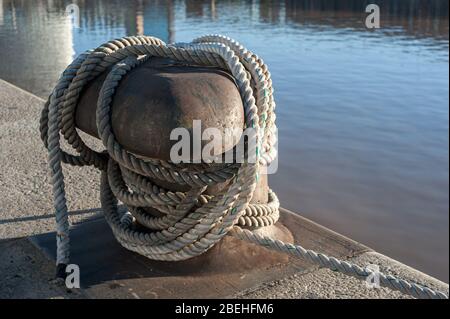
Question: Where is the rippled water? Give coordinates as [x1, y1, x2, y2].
[0, 0, 448, 282]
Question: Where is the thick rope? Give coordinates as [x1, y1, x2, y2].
[40, 34, 448, 299]
[231, 227, 448, 299]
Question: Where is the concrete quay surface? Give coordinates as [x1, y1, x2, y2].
[0, 79, 448, 299]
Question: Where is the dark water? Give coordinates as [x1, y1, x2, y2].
[0, 0, 448, 282]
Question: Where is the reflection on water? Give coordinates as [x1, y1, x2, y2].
[0, 0, 448, 282]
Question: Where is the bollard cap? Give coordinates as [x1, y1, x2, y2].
[76, 57, 245, 161]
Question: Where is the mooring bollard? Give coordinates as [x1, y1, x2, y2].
[39, 35, 448, 299]
[74, 54, 291, 248]
[40, 35, 291, 278]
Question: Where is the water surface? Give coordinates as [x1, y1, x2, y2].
[0, 0, 448, 282]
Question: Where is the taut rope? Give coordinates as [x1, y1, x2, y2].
[40, 34, 448, 299]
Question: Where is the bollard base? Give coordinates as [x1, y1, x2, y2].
[28, 209, 369, 299]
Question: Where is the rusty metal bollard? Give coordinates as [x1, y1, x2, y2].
[73, 57, 292, 269]
[40, 35, 291, 279]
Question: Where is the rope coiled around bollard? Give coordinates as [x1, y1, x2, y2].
[40, 34, 448, 299]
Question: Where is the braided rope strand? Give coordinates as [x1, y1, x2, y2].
[231, 227, 448, 299]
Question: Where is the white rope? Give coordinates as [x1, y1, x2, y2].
[40, 34, 448, 299]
